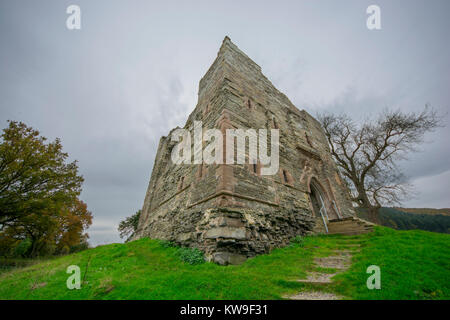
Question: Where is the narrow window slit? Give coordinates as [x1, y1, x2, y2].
[273, 118, 279, 129]
[178, 176, 185, 191]
[283, 169, 288, 183]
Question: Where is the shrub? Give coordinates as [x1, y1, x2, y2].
[69, 241, 90, 253]
[177, 247, 205, 265]
[0, 235, 17, 257]
[59, 245, 70, 255]
[290, 236, 304, 247]
[159, 240, 176, 248]
[13, 239, 32, 257]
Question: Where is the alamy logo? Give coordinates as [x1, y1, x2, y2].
[66, 265, 81, 289]
[366, 265, 381, 289]
[170, 121, 279, 175]
[66, 5, 81, 30]
[366, 5, 381, 30]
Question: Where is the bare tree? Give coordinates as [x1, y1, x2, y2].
[318, 106, 441, 223]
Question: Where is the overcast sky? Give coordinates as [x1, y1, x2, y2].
[1, 0, 449, 245]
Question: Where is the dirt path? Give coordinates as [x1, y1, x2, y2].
[285, 243, 360, 300]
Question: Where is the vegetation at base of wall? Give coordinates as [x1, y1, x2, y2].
[0, 226, 448, 300]
[157, 240, 205, 264]
[357, 207, 450, 234]
[176, 247, 205, 265]
[159, 240, 176, 248]
[289, 236, 304, 247]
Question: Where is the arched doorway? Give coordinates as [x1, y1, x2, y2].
[309, 178, 339, 232]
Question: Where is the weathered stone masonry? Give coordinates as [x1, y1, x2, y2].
[133, 37, 356, 264]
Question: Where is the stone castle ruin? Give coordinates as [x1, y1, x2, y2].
[133, 37, 371, 264]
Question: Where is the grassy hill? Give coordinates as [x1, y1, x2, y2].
[0, 226, 449, 300]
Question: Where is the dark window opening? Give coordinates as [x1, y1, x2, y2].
[203, 104, 211, 116]
[178, 176, 184, 190]
[273, 118, 279, 129]
[305, 133, 313, 148]
[282, 169, 288, 183]
[253, 163, 257, 174]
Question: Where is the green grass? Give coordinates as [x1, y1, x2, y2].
[0, 257, 55, 275]
[331, 227, 450, 299]
[0, 226, 448, 300]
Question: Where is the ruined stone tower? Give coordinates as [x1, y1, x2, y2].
[134, 37, 356, 264]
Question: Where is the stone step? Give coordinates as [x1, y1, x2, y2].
[287, 248, 353, 300]
[331, 231, 369, 236]
[296, 272, 337, 285]
[329, 217, 354, 222]
[333, 250, 358, 255]
[314, 256, 351, 269]
[328, 224, 372, 229]
[329, 229, 369, 233]
[328, 229, 372, 234]
[328, 222, 372, 227]
[329, 226, 372, 231]
[326, 216, 374, 235]
[329, 224, 371, 229]
[328, 221, 373, 227]
[339, 244, 361, 247]
[328, 228, 372, 234]
[286, 291, 342, 300]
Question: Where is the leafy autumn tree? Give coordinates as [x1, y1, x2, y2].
[0, 121, 91, 257]
[0, 200, 92, 257]
[56, 199, 92, 254]
[318, 107, 441, 223]
[118, 210, 141, 242]
[0, 121, 83, 229]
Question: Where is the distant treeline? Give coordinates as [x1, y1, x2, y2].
[357, 207, 450, 234]
[393, 207, 450, 216]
